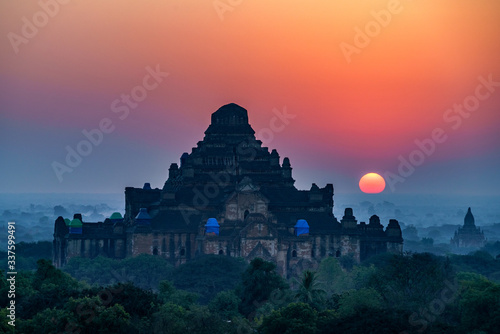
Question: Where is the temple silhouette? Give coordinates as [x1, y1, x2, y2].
[451, 207, 486, 249]
[53, 103, 403, 277]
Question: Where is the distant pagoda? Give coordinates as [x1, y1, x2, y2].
[451, 207, 486, 248]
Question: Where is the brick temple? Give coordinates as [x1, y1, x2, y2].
[53, 103, 403, 277]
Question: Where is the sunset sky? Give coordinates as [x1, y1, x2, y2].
[1, 0, 499, 195]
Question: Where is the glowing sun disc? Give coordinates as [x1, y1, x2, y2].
[359, 173, 386, 193]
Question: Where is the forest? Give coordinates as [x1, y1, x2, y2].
[1, 242, 500, 333]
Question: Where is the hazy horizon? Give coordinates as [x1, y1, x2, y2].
[1, 192, 499, 227]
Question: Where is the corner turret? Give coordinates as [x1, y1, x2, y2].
[385, 219, 402, 238]
[341, 208, 357, 229]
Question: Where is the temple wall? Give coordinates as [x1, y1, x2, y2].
[204, 237, 231, 255]
[127, 232, 196, 265]
[387, 242, 403, 254]
[340, 235, 360, 261]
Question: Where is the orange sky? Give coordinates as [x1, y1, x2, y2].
[1, 0, 499, 194]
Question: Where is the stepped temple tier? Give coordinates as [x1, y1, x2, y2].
[53, 103, 403, 277]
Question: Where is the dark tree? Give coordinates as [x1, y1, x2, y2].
[21, 259, 82, 318]
[368, 253, 454, 312]
[209, 290, 241, 320]
[172, 255, 246, 304]
[294, 270, 326, 309]
[237, 258, 289, 316]
[106, 282, 159, 318]
[259, 302, 318, 334]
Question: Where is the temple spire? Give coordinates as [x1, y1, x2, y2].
[464, 207, 475, 228]
[204, 103, 255, 136]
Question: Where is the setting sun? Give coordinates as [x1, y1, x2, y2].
[359, 173, 386, 193]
